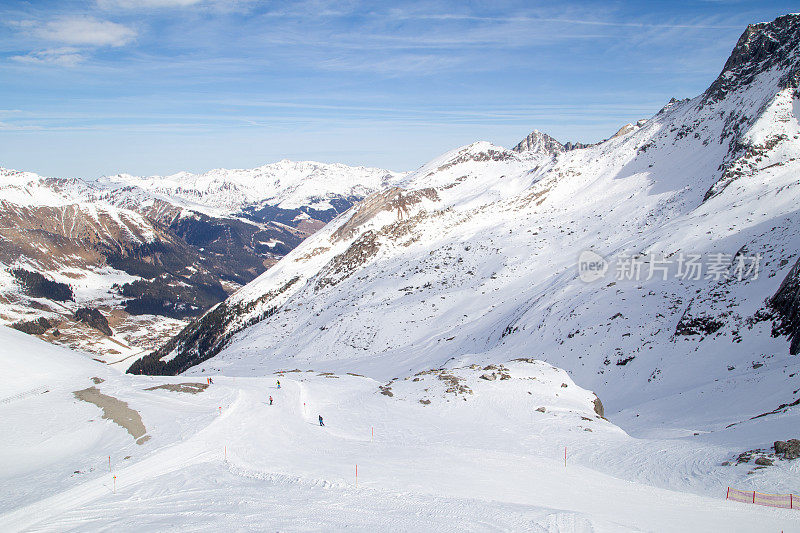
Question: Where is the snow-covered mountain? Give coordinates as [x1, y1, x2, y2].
[0, 161, 404, 361]
[130, 12, 800, 462]
[99, 160, 403, 215]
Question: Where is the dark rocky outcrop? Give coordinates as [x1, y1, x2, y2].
[74, 307, 112, 336]
[675, 315, 724, 337]
[774, 439, 800, 460]
[770, 256, 800, 354]
[703, 14, 800, 105]
[11, 317, 52, 335]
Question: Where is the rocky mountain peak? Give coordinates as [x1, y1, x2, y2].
[512, 129, 588, 155]
[703, 13, 800, 104]
[512, 130, 564, 155]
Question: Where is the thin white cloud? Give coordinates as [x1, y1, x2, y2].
[34, 16, 136, 47]
[97, 0, 203, 8]
[318, 53, 469, 75]
[398, 13, 742, 30]
[10, 47, 85, 67]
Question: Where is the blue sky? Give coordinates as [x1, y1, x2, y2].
[0, 1, 796, 178]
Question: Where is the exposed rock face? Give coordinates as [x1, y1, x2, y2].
[774, 439, 800, 459]
[609, 120, 647, 139]
[513, 130, 567, 155]
[331, 187, 438, 242]
[593, 396, 605, 418]
[74, 307, 113, 336]
[675, 315, 725, 337]
[512, 130, 590, 156]
[770, 257, 800, 354]
[703, 13, 800, 105]
[562, 141, 590, 151]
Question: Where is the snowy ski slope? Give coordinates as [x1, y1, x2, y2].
[2, 328, 798, 531]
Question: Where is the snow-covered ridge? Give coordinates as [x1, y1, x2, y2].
[98, 159, 407, 214]
[1, 158, 406, 216]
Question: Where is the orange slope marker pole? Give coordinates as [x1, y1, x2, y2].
[113, 475, 116, 494]
[108, 455, 111, 472]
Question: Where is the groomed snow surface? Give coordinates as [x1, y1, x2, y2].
[1, 329, 798, 532]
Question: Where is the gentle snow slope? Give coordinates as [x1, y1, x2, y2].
[3, 328, 798, 531]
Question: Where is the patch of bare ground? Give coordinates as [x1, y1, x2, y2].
[73, 386, 150, 444]
[144, 382, 208, 394]
[437, 370, 473, 395]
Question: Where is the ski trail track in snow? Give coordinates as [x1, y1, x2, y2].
[4, 374, 799, 532]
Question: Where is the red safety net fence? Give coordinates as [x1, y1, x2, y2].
[727, 487, 797, 509]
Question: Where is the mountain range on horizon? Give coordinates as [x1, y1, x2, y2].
[0, 160, 405, 361]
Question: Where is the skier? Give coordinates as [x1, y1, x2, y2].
[208, 377, 213, 385]
[277, 380, 281, 389]
[269, 396, 273, 405]
[318, 415, 324, 426]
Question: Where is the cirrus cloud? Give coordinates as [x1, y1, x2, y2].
[34, 16, 136, 47]
[97, 0, 203, 8]
[10, 47, 86, 67]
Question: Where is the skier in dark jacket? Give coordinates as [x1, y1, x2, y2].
[277, 380, 281, 389]
[318, 415, 324, 426]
